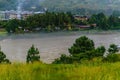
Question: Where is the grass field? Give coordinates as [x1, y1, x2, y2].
[0, 62, 120, 80]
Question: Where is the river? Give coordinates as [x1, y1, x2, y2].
[0, 31, 120, 63]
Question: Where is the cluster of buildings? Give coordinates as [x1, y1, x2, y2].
[0, 10, 44, 20]
[74, 15, 89, 21]
[74, 15, 96, 29]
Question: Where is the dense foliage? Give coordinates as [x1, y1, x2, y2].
[41, 0, 120, 15]
[69, 36, 95, 55]
[53, 36, 106, 64]
[0, 48, 10, 63]
[3, 12, 120, 33]
[4, 12, 74, 33]
[108, 44, 119, 54]
[26, 45, 40, 63]
[88, 13, 120, 30]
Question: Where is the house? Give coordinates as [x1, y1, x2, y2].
[74, 15, 88, 21]
[0, 10, 45, 20]
[75, 25, 90, 29]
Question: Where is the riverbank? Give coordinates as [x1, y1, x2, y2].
[0, 62, 120, 80]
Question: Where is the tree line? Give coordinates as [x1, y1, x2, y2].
[2, 12, 74, 33]
[53, 36, 120, 64]
[0, 12, 120, 33]
[88, 13, 120, 30]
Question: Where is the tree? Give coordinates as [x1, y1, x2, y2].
[95, 46, 106, 56]
[108, 15, 119, 28]
[69, 36, 95, 55]
[53, 54, 73, 64]
[108, 44, 119, 54]
[0, 47, 10, 63]
[26, 45, 40, 63]
[103, 54, 120, 62]
[96, 13, 109, 30]
[5, 19, 19, 33]
[88, 14, 97, 24]
[53, 36, 106, 64]
[68, 36, 95, 62]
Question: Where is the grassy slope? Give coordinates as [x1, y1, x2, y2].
[0, 62, 120, 80]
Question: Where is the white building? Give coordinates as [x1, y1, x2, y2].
[0, 10, 44, 20]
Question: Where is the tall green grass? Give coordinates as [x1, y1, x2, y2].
[0, 62, 120, 80]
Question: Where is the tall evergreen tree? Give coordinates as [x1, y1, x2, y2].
[69, 36, 95, 55]
[26, 45, 40, 63]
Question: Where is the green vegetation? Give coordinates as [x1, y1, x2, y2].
[88, 13, 120, 30]
[26, 45, 40, 63]
[0, 0, 16, 10]
[41, 0, 120, 15]
[0, 62, 120, 80]
[53, 36, 106, 63]
[108, 44, 119, 54]
[0, 47, 10, 63]
[0, 36, 119, 79]
[69, 36, 95, 54]
[3, 12, 74, 33]
[2, 12, 120, 33]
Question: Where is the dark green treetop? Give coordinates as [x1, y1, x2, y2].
[26, 45, 40, 63]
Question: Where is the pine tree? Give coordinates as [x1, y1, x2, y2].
[26, 45, 40, 63]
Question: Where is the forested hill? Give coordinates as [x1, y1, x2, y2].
[0, 0, 16, 10]
[41, 0, 120, 10]
[0, 0, 43, 11]
[1, 0, 120, 15]
[40, 0, 120, 15]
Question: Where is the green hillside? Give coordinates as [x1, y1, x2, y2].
[41, 0, 120, 11]
[0, 0, 16, 10]
[40, 0, 120, 15]
[1, 0, 120, 14]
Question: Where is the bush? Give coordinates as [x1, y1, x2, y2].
[108, 44, 119, 54]
[95, 46, 106, 57]
[53, 54, 73, 64]
[103, 54, 120, 62]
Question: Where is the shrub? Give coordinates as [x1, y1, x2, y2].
[103, 54, 120, 62]
[95, 46, 106, 57]
[108, 44, 119, 54]
[53, 54, 73, 64]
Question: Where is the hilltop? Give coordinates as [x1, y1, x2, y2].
[1, 0, 120, 15]
[40, 0, 120, 15]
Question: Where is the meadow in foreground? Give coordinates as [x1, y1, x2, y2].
[0, 61, 120, 80]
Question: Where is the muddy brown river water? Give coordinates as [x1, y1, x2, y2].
[0, 31, 120, 63]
